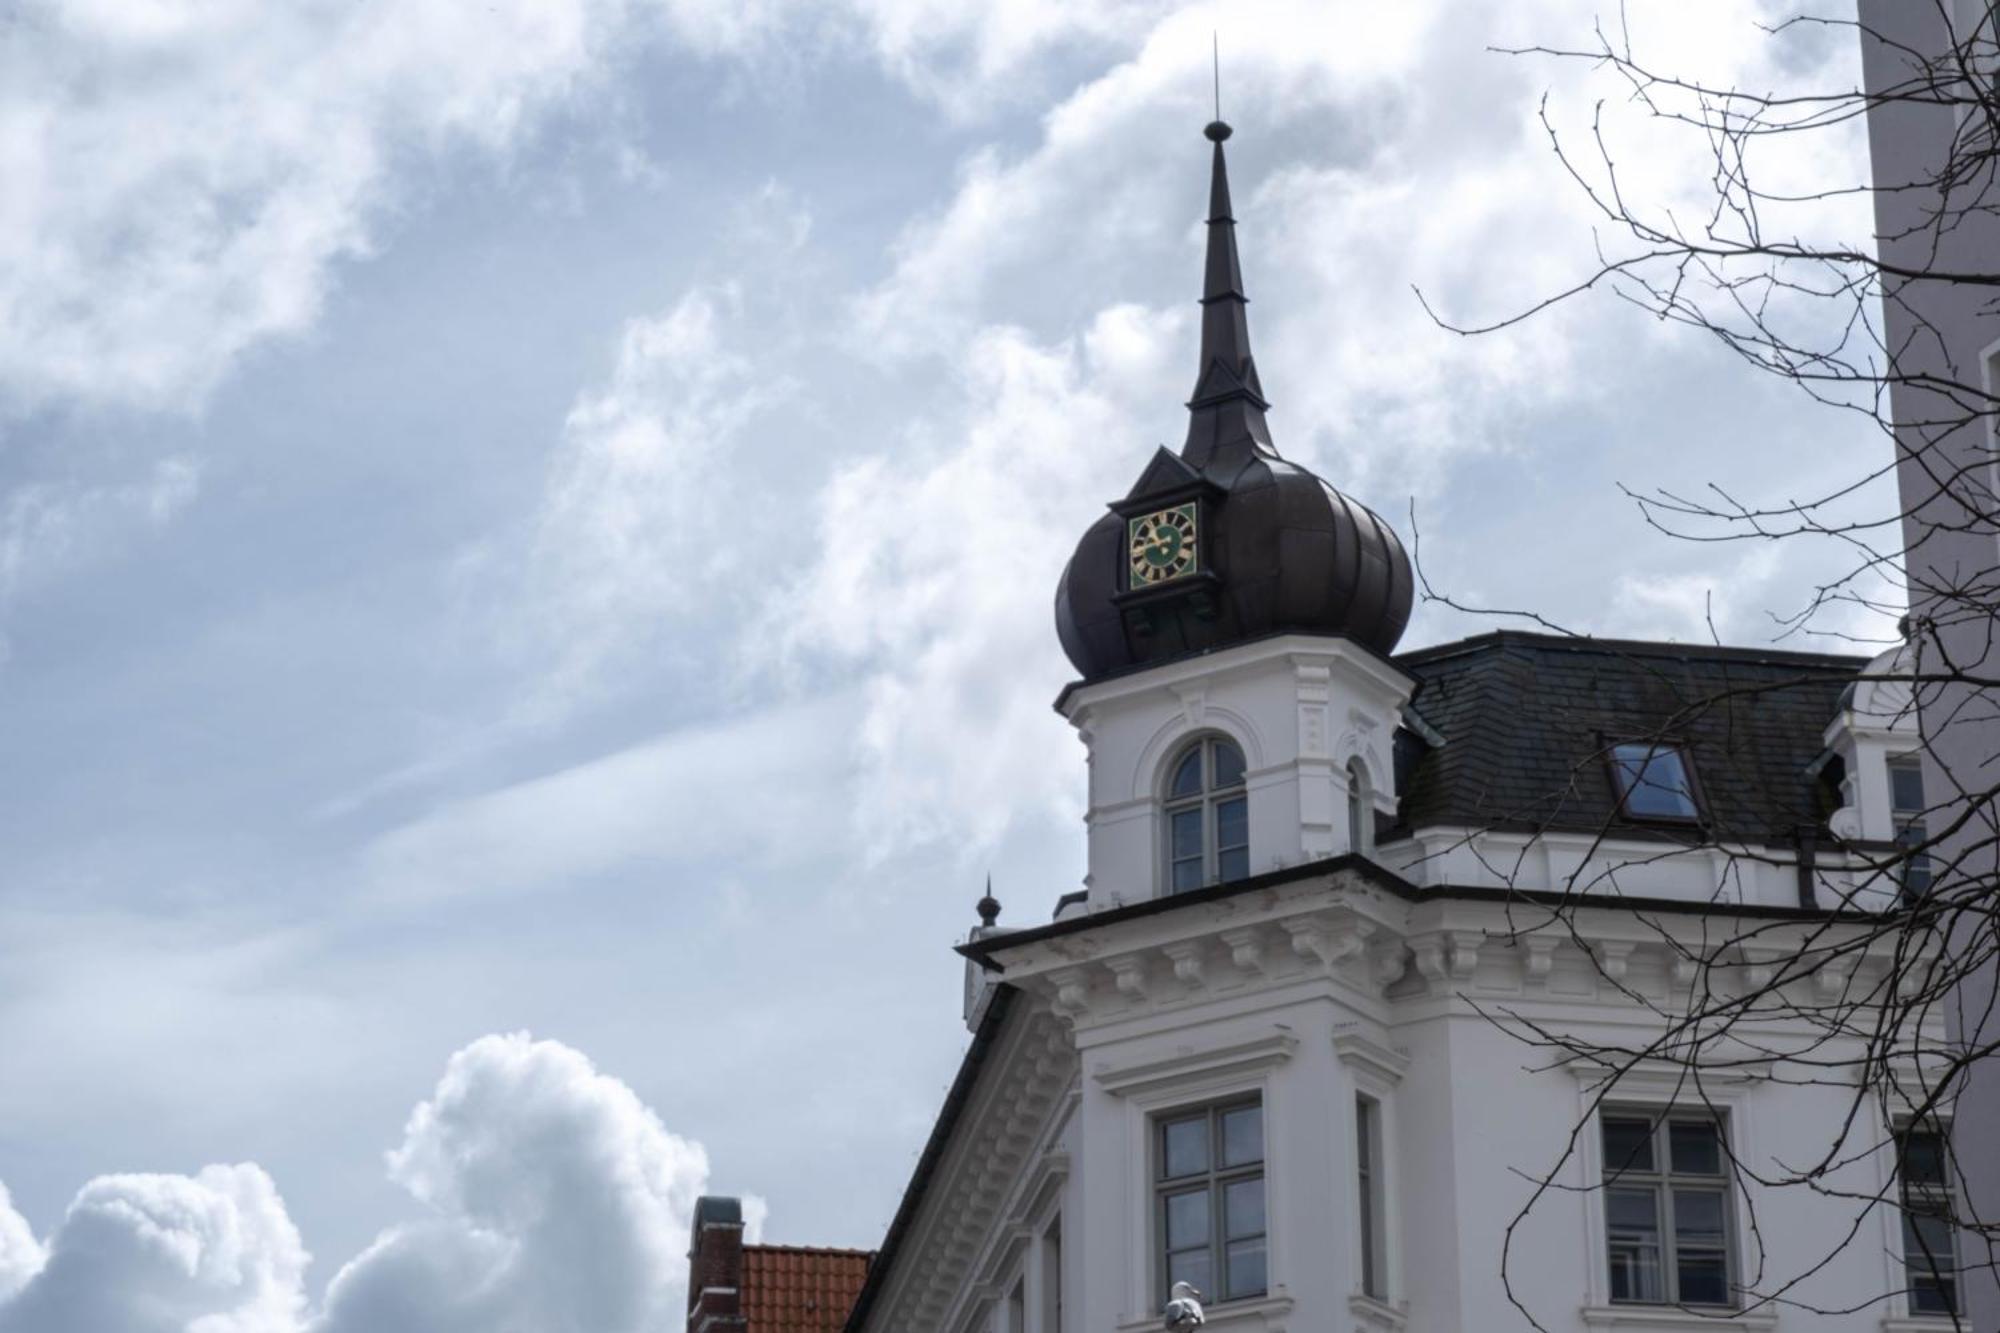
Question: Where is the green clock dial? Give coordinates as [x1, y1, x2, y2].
[1128, 504, 1199, 587]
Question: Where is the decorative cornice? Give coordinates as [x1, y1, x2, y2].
[1092, 1030, 1299, 1099]
[1333, 1030, 1411, 1085]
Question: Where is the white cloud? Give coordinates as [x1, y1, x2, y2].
[763, 305, 1183, 850]
[315, 1033, 708, 1333]
[0, 0, 641, 413]
[0, 456, 201, 599]
[754, 0, 1884, 860]
[361, 697, 852, 902]
[0, 1033, 721, 1333]
[516, 283, 788, 708]
[0, 1164, 307, 1333]
[0, 1186, 43, 1305]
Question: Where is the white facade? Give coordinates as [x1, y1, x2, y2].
[1061, 635, 1411, 908]
[854, 632, 1950, 1333]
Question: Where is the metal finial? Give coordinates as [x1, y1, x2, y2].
[976, 876, 1001, 928]
[1205, 38, 1231, 144]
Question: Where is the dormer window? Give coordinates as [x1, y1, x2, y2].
[1166, 737, 1248, 892]
[1609, 743, 1701, 822]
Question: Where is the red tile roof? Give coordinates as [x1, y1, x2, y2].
[741, 1244, 872, 1333]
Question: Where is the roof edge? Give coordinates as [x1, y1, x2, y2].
[960, 852, 1881, 967]
[840, 984, 1019, 1333]
[1394, 628, 1873, 672]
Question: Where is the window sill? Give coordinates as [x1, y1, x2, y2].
[1350, 1291, 1407, 1331]
[1581, 1305, 1777, 1330]
[1116, 1291, 1294, 1331]
[1880, 1318, 1958, 1332]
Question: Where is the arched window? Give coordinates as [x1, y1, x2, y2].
[1347, 759, 1371, 854]
[1165, 736, 1248, 892]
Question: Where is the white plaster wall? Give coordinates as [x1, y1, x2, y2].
[1062, 635, 1413, 908]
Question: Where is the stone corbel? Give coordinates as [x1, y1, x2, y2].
[1220, 927, 1274, 980]
[1520, 934, 1560, 988]
[1592, 940, 1636, 986]
[1369, 937, 1411, 992]
[1105, 954, 1152, 1002]
[1412, 930, 1480, 989]
[1047, 967, 1092, 1021]
[1284, 913, 1373, 970]
[1161, 940, 1207, 989]
[1736, 945, 1782, 993]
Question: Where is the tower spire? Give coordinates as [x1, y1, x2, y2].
[1184, 118, 1272, 469]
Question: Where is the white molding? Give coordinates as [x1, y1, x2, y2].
[1333, 1030, 1410, 1085]
[1093, 1031, 1298, 1098]
[1115, 1290, 1297, 1332]
[1348, 1291, 1408, 1332]
[1579, 1305, 1779, 1330]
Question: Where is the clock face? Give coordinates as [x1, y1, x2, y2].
[1128, 503, 1199, 587]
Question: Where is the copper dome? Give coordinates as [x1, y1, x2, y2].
[1053, 122, 1414, 682]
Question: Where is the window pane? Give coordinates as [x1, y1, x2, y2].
[1217, 846, 1249, 883]
[1212, 740, 1245, 788]
[1164, 1188, 1210, 1250]
[1890, 758, 1926, 813]
[1216, 796, 1247, 850]
[1607, 1187, 1664, 1303]
[1221, 1105, 1263, 1167]
[1224, 1238, 1266, 1299]
[1900, 1128, 1947, 1186]
[1612, 743, 1698, 819]
[1171, 809, 1204, 860]
[1670, 1121, 1723, 1176]
[1912, 1275, 1958, 1316]
[1603, 1117, 1655, 1174]
[1224, 1178, 1265, 1239]
[1162, 1116, 1209, 1178]
[1905, 1211, 1957, 1268]
[1673, 1189, 1726, 1249]
[1171, 857, 1203, 893]
[1165, 1249, 1213, 1307]
[1676, 1248, 1730, 1306]
[1171, 750, 1204, 798]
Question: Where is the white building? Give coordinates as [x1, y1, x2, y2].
[686, 118, 1957, 1333]
[1860, 6, 2000, 1330]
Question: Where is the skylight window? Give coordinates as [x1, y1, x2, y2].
[1609, 743, 1701, 821]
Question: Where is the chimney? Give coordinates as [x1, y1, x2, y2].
[687, 1196, 748, 1333]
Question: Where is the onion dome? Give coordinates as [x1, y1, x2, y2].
[1054, 120, 1414, 681]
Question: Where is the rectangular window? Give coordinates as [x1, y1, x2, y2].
[1608, 743, 1701, 821]
[1156, 1099, 1266, 1309]
[1897, 1122, 1958, 1317]
[1601, 1110, 1735, 1307]
[1356, 1095, 1386, 1299]
[1041, 1218, 1062, 1333]
[1889, 755, 1933, 900]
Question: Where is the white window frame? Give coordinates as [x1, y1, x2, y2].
[1893, 1117, 1960, 1321]
[1095, 1033, 1294, 1325]
[1336, 1032, 1406, 1315]
[1160, 734, 1249, 894]
[1346, 759, 1374, 856]
[1570, 1067, 1772, 1327]
[1152, 1097, 1268, 1308]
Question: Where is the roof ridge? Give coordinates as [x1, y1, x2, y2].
[744, 1243, 875, 1256]
[1395, 628, 1872, 671]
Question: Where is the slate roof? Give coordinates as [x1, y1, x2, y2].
[1393, 631, 1868, 844]
[743, 1244, 872, 1333]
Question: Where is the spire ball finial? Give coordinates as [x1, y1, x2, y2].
[1204, 120, 1232, 142]
[976, 877, 1001, 928]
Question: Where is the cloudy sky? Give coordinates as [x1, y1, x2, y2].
[0, 1, 1894, 1328]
